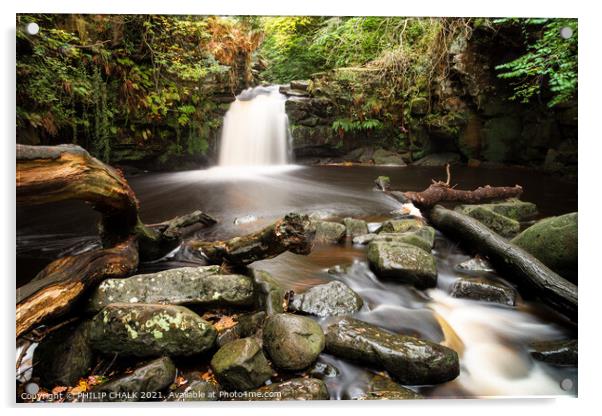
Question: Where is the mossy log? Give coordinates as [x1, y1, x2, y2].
[16, 237, 138, 338]
[185, 213, 316, 266]
[430, 205, 577, 319]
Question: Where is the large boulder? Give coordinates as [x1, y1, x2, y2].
[450, 278, 517, 306]
[33, 321, 94, 388]
[247, 378, 329, 400]
[88, 357, 176, 402]
[529, 339, 577, 366]
[252, 269, 285, 314]
[343, 217, 368, 238]
[455, 205, 520, 237]
[325, 317, 459, 385]
[367, 241, 437, 289]
[379, 218, 423, 234]
[372, 148, 406, 166]
[511, 213, 577, 281]
[314, 221, 346, 243]
[88, 266, 254, 313]
[480, 199, 538, 220]
[372, 227, 435, 253]
[89, 304, 216, 357]
[289, 281, 363, 317]
[262, 313, 325, 370]
[211, 338, 273, 390]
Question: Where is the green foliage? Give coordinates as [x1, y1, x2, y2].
[495, 18, 577, 107]
[332, 117, 383, 135]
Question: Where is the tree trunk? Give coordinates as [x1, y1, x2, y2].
[185, 213, 316, 266]
[429, 205, 577, 320]
[16, 237, 138, 338]
[399, 183, 523, 207]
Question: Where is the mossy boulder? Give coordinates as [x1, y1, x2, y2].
[33, 321, 94, 388]
[372, 148, 406, 166]
[252, 269, 285, 315]
[484, 199, 538, 220]
[352, 233, 377, 245]
[247, 378, 329, 400]
[89, 304, 216, 357]
[87, 357, 176, 402]
[262, 313, 325, 370]
[289, 281, 364, 317]
[343, 217, 369, 237]
[367, 241, 437, 289]
[379, 218, 423, 234]
[314, 221, 346, 243]
[450, 278, 517, 306]
[372, 226, 435, 253]
[529, 339, 577, 366]
[511, 213, 577, 281]
[211, 338, 273, 390]
[325, 317, 459, 385]
[88, 266, 254, 313]
[455, 205, 520, 237]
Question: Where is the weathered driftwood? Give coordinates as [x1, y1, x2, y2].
[430, 205, 577, 319]
[16, 237, 138, 338]
[185, 213, 316, 266]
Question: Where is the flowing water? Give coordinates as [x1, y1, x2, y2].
[16, 164, 577, 398]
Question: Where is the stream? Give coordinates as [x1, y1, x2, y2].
[16, 164, 577, 399]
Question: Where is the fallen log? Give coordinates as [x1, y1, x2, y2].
[185, 213, 316, 266]
[16, 237, 138, 338]
[430, 205, 577, 319]
[388, 164, 523, 207]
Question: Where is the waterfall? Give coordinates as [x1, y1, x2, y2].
[218, 85, 290, 166]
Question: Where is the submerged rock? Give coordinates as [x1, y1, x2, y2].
[374, 175, 391, 191]
[33, 321, 94, 388]
[252, 269, 285, 315]
[89, 304, 216, 357]
[314, 221, 346, 243]
[511, 213, 577, 281]
[354, 374, 423, 400]
[379, 218, 423, 234]
[450, 278, 517, 306]
[455, 257, 495, 274]
[529, 339, 577, 366]
[211, 338, 273, 390]
[455, 205, 520, 237]
[88, 357, 176, 402]
[343, 217, 369, 237]
[263, 313, 325, 370]
[289, 281, 364, 317]
[88, 266, 254, 313]
[352, 233, 377, 245]
[247, 378, 329, 400]
[367, 241, 437, 288]
[167, 380, 220, 401]
[325, 317, 459, 385]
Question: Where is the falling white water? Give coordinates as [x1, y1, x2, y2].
[218, 85, 290, 166]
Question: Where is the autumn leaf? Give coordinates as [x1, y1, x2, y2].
[51, 386, 68, 395]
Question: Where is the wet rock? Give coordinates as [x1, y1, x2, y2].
[374, 175, 390, 191]
[511, 213, 577, 281]
[89, 304, 216, 357]
[367, 241, 437, 289]
[33, 321, 94, 388]
[289, 281, 364, 317]
[217, 311, 267, 347]
[325, 317, 459, 385]
[211, 338, 273, 390]
[455, 205, 520, 237]
[314, 221, 346, 243]
[379, 218, 423, 234]
[455, 257, 495, 274]
[247, 378, 329, 400]
[354, 374, 423, 400]
[352, 233, 377, 245]
[89, 357, 176, 402]
[483, 199, 538, 220]
[290, 80, 310, 91]
[372, 227, 435, 253]
[343, 217, 368, 237]
[167, 380, 220, 401]
[529, 339, 577, 366]
[309, 361, 339, 378]
[372, 148, 406, 166]
[412, 152, 461, 166]
[263, 313, 325, 370]
[88, 266, 254, 313]
[450, 278, 517, 306]
[252, 269, 285, 315]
